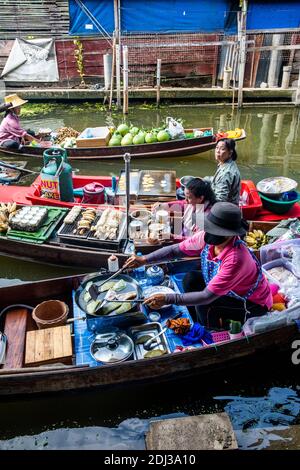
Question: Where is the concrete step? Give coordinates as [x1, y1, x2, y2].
[145, 412, 238, 450]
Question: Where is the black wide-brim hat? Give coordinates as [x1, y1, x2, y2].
[204, 202, 248, 236]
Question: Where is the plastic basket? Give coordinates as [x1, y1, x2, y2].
[211, 331, 230, 343]
[240, 180, 262, 219]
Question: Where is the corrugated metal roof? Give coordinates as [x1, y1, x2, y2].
[0, 0, 70, 39]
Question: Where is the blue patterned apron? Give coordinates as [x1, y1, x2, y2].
[200, 239, 263, 320]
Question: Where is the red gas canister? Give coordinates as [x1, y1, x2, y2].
[82, 182, 105, 204]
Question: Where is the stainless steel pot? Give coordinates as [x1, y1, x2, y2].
[90, 332, 134, 364]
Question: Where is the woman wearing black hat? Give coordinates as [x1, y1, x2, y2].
[124, 202, 272, 329]
[204, 138, 241, 205]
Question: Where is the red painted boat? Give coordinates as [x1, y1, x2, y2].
[2, 172, 300, 223]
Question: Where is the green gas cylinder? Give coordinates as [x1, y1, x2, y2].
[41, 148, 74, 202]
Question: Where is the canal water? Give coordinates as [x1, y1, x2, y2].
[0, 104, 299, 449]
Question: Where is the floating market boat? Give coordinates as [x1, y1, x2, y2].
[0, 174, 293, 268]
[0, 128, 246, 161]
[0, 259, 298, 397]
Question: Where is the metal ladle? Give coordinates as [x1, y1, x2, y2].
[143, 311, 182, 350]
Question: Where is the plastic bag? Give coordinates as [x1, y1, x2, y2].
[166, 117, 185, 140]
[290, 246, 300, 277]
[243, 312, 287, 335]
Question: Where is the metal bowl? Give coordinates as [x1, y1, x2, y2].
[179, 175, 195, 188]
[143, 285, 176, 310]
[257, 177, 298, 200]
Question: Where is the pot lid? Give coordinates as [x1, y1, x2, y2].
[91, 333, 134, 364]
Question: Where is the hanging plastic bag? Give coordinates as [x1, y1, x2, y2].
[166, 117, 185, 140]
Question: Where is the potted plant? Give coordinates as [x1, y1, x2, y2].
[228, 320, 243, 340]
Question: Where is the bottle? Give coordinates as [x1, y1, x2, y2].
[108, 254, 119, 272]
[134, 252, 148, 287]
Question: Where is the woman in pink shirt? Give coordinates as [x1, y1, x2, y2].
[0, 94, 39, 149]
[125, 202, 272, 329]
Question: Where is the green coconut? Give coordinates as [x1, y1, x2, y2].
[121, 133, 133, 146]
[117, 123, 130, 136]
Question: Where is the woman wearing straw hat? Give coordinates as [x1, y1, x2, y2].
[0, 94, 42, 150]
[124, 202, 272, 329]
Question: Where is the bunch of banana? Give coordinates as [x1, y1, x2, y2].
[225, 128, 243, 139]
[245, 229, 269, 250]
[73, 208, 96, 236]
[0, 202, 18, 233]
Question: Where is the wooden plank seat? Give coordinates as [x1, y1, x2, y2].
[2, 308, 29, 369]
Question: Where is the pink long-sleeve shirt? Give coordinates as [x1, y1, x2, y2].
[179, 231, 273, 308]
[0, 112, 26, 145]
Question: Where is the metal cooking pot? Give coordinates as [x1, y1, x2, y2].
[75, 272, 143, 317]
[90, 332, 134, 364]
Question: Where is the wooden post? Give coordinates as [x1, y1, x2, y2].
[295, 68, 300, 106]
[116, 44, 121, 108]
[113, 0, 121, 109]
[109, 35, 116, 111]
[123, 45, 129, 115]
[156, 58, 161, 107]
[237, 1, 248, 108]
[267, 34, 284, 88]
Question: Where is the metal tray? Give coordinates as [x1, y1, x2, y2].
[116, 169, 140, 196]
[57, 209, 126, 251]
[87, 210, 126, 244]
[138, 170, 176, 198]
[57, 209, 99, 240]
[128, 322, 171, 360]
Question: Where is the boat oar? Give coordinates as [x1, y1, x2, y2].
[0, 161, 38, 175]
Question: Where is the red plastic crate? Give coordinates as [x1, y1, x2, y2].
[240, 180, 262, 220]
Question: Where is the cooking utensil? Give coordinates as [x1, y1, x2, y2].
[90, 332, 134, 364]
[143, 311, 182, 350]
[88, 266, 126, 301]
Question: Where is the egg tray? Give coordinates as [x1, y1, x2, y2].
[9, 208, 48, 232]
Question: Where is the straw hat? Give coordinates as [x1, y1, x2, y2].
[4, 94, 28, 109]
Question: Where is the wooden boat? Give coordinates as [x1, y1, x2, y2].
[0, 259, 298, 397]
[0, 175, 285, 269]
[0, 128, 246, 161]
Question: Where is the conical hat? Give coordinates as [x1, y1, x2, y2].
[4, 94, 28, 109]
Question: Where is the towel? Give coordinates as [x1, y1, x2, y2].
[180, 322, 213, 346]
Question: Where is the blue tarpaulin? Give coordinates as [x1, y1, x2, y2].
[68, 0, 237, 35]
[120, 0, 236, 33]
[68, 0, 300, 36]
[69, 0, 114, 35]
[247, 1, 300, 30]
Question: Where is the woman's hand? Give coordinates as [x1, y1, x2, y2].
[152, 202, 169, 212]
[143, 294, 167, 309]
[123, 254, 147, 269]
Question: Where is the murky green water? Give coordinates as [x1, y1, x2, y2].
[1, 104, 300, 284]
[0, 104, 299, 449]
